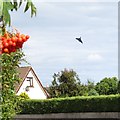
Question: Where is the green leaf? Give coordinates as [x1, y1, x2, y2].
[2, 3, 10, 25]
[19, 0, 28, 8]
[19, 1, 22, 8]
[24, 1, 36, 17]
[2, 2, 14, 26]
[5, 2, 14, 10]
[0, 0, 3, 16]
[24, 1, 31, 13]
[13, 2, 18, 11]
[2, 1, 36, 26]
[31, 2, 36, 17]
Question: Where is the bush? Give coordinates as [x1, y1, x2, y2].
[20, 95, 120, 114]
[19, 92, 30, 100]
[88, 89, 99, 96]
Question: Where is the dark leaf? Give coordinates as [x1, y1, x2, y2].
[31, 2, 36, 17]
[24, 2, 31, 13]
[13, 2, 18, 11]
[19, 1, 22, 8]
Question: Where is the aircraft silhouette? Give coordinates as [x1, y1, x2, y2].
[76, 37, 83, 44]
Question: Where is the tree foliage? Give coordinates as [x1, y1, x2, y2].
[0, 0, 36, 119]
[95, 77, 119, 95]
[48, 69, 118, 98]
[88, 89, 99, 96]
[0, 0, 36, 26]
[1, 50, 25, 120]
[118, 80, 120, 94]
[49, 69, 81, 98]
[85, 80, 97, 96]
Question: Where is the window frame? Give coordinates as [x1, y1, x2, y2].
[26, 77, 34, 87]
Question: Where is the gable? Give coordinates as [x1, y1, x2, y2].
[15, 67, 31, 92]
[16, 66, 49, 99]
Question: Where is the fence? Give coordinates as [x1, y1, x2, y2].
[14, 112, 120, 120]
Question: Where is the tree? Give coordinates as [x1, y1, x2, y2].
[88, 89, 99, 96]
[0, 0, 36, 119]
[95, 77, 119, 95]
[77, 84, 88, 96]
[0, 0, 36, 26]
[87, 80, 94, 90]
[118, 80, 120, 94]
[1, 50, 25, 120]
[0, 0, 36, 35]
[49, 68, 81, 98]
[86, 80, 99, 96]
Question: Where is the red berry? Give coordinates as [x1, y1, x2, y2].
[0, 44, 3, 49]
[3, 48, 9, 53]
[18, 37, 23, 43]
[26, 35, 30, 40]
[11, 37, 17, 42]
[22, 36, 26, 42]
[16, 33, 20, 38]
[4, 42, 9, 47]
[8, 40, 13, 46]
[2, 37, 5, 41]
[12, 42, 16, 47]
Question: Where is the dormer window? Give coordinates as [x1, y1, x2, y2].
[27, 77, 33, 87]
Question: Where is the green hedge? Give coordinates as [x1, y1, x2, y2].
[20, 95, 120, 114]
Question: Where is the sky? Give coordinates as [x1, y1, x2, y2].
[10, 0, 118, 86]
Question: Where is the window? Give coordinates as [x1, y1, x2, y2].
[26, 77, 33, 87]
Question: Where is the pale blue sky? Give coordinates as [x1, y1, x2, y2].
[10, 1, 118, 86]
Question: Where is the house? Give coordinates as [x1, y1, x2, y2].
[15, 66, 49, 99]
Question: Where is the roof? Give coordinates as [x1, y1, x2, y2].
[15, 66, 31, 92]
[18, 66, 31, 81]
[15, 66, 49, 98]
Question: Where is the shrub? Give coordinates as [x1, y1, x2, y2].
[20, 95, 120, 114]
[19, 92, 30, 100]
[88, 89, 99, 96]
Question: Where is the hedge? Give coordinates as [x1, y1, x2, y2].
[20, 95, 120, 114]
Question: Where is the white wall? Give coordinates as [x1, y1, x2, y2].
[16, 70, 47, 99]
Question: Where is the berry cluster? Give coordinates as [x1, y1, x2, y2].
[0, 32, 30, 54]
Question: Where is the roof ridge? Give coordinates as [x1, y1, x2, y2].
[19, 66, 31, 68]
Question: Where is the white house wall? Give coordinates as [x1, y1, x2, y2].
[16, 70, 47, 99]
